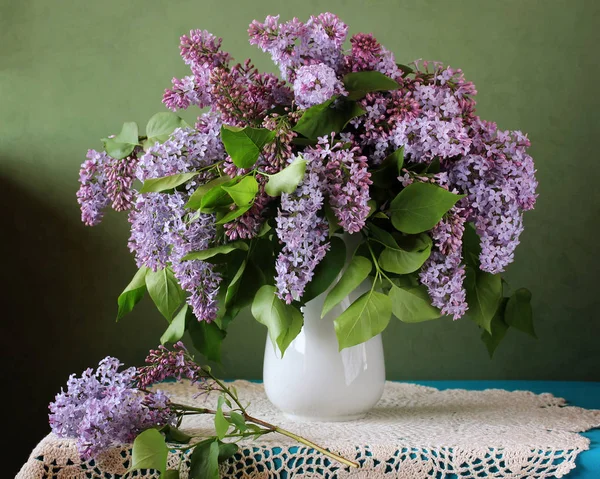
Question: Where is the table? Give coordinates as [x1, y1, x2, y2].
[17, 380, 600, 478]
[412, 381, 600, 479]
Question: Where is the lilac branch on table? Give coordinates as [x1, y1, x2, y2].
[50, 345, 358, 468]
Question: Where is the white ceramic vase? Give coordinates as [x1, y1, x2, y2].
[263, 235, 386, 422]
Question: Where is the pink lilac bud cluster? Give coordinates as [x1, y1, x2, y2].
[104, 154, 138, 211]
[261, 113, 298, 173]
[136, 341, 206, 389]
[210, 60, 291, 126]
[345, 33, 400, 80]
[49, 357, 174, 459]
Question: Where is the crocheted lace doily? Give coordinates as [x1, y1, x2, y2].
[17, 380, 600, 478]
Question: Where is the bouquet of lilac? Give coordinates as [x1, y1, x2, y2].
[78, 12, 537, 358]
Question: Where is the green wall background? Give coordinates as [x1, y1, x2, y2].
[2, 0, 599, 474]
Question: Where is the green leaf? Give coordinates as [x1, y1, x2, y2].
[389, 146, 404, 170]
[343, 71, 401, 100]
[322, 256, 372, 318]
[257, 220, 272, 237]
[140, 172, 198, 193]
[229, 412, 247, 432]
[225, 258, 267, 314]
[183, 241, 249, 261]
[160, 424, 192, 444]
[145, 112, 188, 145]
[388, 284, 441, 323]
[221, 125, 276, 169]
[324, 202, 341, 237]
[464, 267, 503, 333]
[505, 288, 536, 338]
[390, 182, 464, 234]
[264, 157, 307, 196]
[216, 441, 238, 463]
[186, 176, 234, 210]
[251, 285, 304, 356]
[189, 440, 220, 479]
[225, 260, 247, 307]
[367, 199, 377, 218]
[116, 266, 149, 321]
[221, 176, 258, 206]
[200, 184, 236, 212]
[367, 223, 397, 248]
[334, 290, 392, 350]
[145, 268, 186, 321]
[481, 298, 510, 358]
[378, 234, 432, 274]
[370, 147, 404, 188]
[163, 470, 180, 479]
[215, 204, 252, 225]
[160, 304, 188, 344]
[214, 402, 230, 440]
[426, 157, 441, 174]
[187, 319, 226, 362]
[302, 236, 347, 303]
[245, 423, 264, 439]
[293, 98, 366, 139]
[130, 429, 168, 474]
[102, 121, 139, 160]
[462, 222, 482, 268]
[341, 101, 367, 128]
[396, 63, 414, 75]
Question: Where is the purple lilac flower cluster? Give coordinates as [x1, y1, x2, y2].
[76, 149, 138, 226]
[449, 120, 537, 274]
[128, 120, 226, 321]
[164, 30, 290, 127]
[275, 154, 330, 303]
[163, 29, 231, 111]
[274, 135, 372, 302]
[293, 63, 346, 109]
[77, 150, 111, 226]
[248, 13, 348, 81]
[49, 357, 173, 459]
[343, 55, 535, 317]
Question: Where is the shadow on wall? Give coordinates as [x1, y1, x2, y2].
[0, 172, 165, 476]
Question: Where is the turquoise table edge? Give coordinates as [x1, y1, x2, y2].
[243, 379, 599, 478]
[405, 380, 600, 479]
